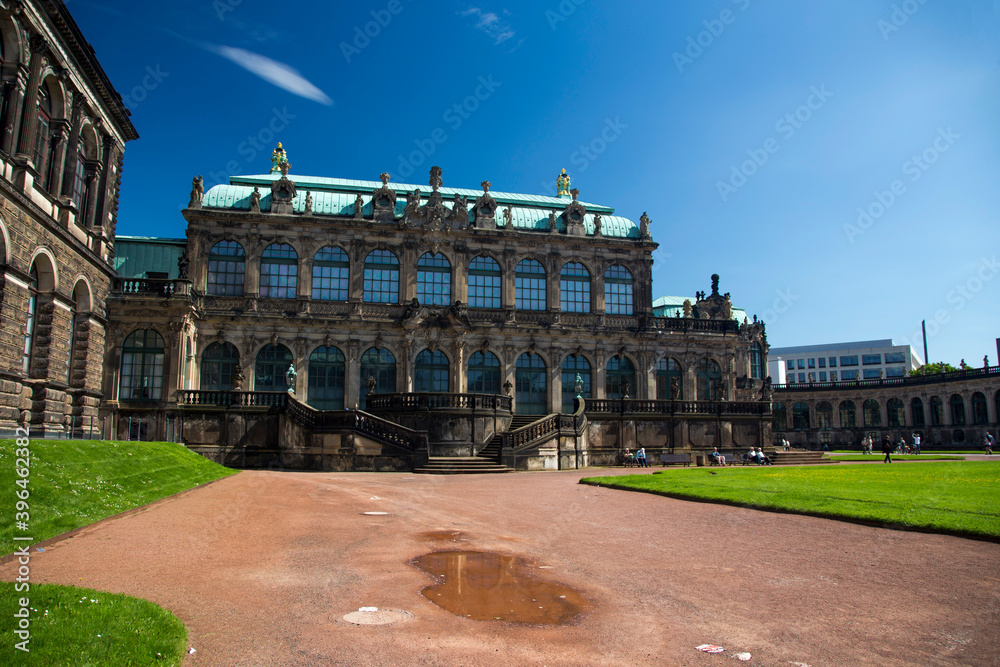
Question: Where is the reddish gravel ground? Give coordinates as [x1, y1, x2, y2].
[3, 467, 999, 666]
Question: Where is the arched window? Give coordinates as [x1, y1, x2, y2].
[561, 354, 591, 413]
[792, 402, 810, 430]
[414, 349, 450, 392]
[119, 330, 165, 400]
[468, 256, 501, 309]
[359, 347, 396, 410]
[559, 262, 590, 313]
[839, 400, 857, 428]
[950, 394, 966, 426]
[972, 392, 988, 425]
[515, 353, 547, 415]
[887, 398, 905, 428]
[911, 397, 925, 427]
[416, 253, 451, 306]
[71, 133, 93, 218]
[929, 396, 943, 426]
[259, 243, 297, 299]
[363, 250, 399, 303]
[750, 343, 764, 380]
[816, 401, 833, 429]
[308, 346, 345, 410]
[254, 344, 293, 391]
[200, 342, 240, 391]
[207, 241, 245, 296]
[515, 259, 546, 311]
[22, 266, 38, 375]
[655, 358, 683, 400]
[311, 247, 349, 301]
[697, 359, 722, 401]
[604, 265, 634, 315]
[606, 356, 636, 400]
[33, 84, 51, 180]
[863, 399, 881, 428]
[772, 403, 787, 430]
[467, 351, 501, 394]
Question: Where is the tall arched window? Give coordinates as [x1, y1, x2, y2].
[468, 255, 501, 309]
[416, 253, 451, 306]
[259, 243, 297, 298]
[515, 353, 547, 415]
[887, 398, 905, 428]
[360, 347, 396, 410]
[414, 349, 450, 392]
[254, 344, 293, 391]
[950, 394, 966, 426]
[696, 359, 722, 401]
[559, 262, 590, 313]
[816, 401, 833, 429]
[312, 246, 349, 301]
[561, 354, 591, 413]
[363, 250, 399, 303]
[71, 134, 92, 217]
[22, 266, 39, 374]
[655, 358, 683, 400]
[207, 241, 245, 296]
[972, 392, 988, 425]
[911, 397, 925, 427]
[467, 351, 501, 394]
[792, 402, 810, 430]
[606, 356, 636, 399]
[863, 399, 881, 428]
[200, 342, 240, 391]
[33, 84, 51, 180]
[604, 265, 634, 315]
[839, 400, 857, 428]
[929, 396, 943, 426]
[750, 343, 763, 380]
[772, 403, 787, 430]
[515, 259, 546, 311]
[119, 330, 165, 400]
[308, 346, 346, 410]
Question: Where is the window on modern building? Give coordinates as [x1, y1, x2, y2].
[863, 369, 881, 379]
[816, 401, 833, 429]
[839, 400, 856, 428]
[416, 253, 452, 306]
[797, 359, 805, 369]
[807, 358, 815, 369]
[697, 359, 723, 401]
[786, 360, 794, 371]
[910, 397, 925, 427]
[468, 255, 501, 309]
[818, 358, 826, 368]
[515, 353, 547, 415]
[359, 347, 396, 410]
[830, 371, 837, 381]
[950, 394, 966, 426]
[929, 396, 943, 426]
[772, 403, 788, 430]
[606, 356, 636, 400]
[797, 373, 805, 383]
[119, 329, 165, 400]
[515, 259, 546, 311]
[750, 343, 763, 380]
[259, 243, 298, 299]
[559, 262, 591, 313]
[884, 352, 907, 364]
[792, 402, 810, 430]
[655, 358, 683, 400]
[467, 351, 501, 394]
[886, 367, 905, 378]
[200, 342, 240, 391]
[972, 392, 988, 425]
[819, 371, 827, 382]
[363, 250, 399, 303]
[862, 354, 882, 365]
[414, 349, 450, 392]
[307, 346, 345, 410]
[863, 399, 881, 427]
[207, 241, 246, 296]
[254, 344, 293, 391]
[841, 370, 857, 380]
[887, 398, 905, 428]
[561, 354, 591, 413]
[22, 266, 38, 375]
[311, 247, 349, 301]
[840, 356, 858, 366]
[829, 357, 837, 367]
[604, 265, 634, 315]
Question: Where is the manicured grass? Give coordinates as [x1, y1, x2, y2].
[0, 440, 237, 554]
[829, 454, 964, 461]
[831, 449, 986, 455]
[0, 582, 186, 666]
[582, 462, 1000, 539]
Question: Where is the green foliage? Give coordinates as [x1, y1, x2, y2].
[0, 583, 186, 666]
[582, 462, 1000, 538]
[911, 361, 959, 375]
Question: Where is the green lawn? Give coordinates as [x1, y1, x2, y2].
[582, 462, 1000, 539]
[0, 439, 237, 555]
[0, 582, 186, 666]
[829, 454, 964, 461]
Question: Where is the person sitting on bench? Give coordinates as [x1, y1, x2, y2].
[709, 447, 727, 466]
[635, 447, 648, 467]
[755, 447, 772, 465]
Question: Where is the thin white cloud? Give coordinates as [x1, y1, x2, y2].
[205, 45, 333, 106]
[460, 7, 518, 46]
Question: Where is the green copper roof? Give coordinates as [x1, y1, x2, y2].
[653, 295, 749, 322]
[115, 237, 186, 279]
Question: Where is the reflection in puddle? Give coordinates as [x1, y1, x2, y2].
[419, 530, 466, 542]
[412, 551, 588, 625]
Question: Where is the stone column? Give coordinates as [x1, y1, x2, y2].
[15, 36, 46, 161]
[298, 257, 313, 299]
[502, 252, 516, 309]
[594, 270, 606, 314]
[46, 124, 68, 194]
[82, 165, 100, 227]
[94, 134, 116, 227]
[345, 353, 360, 409]
[245, 256, 260, 297]
[453, 255, 467, 306]
[549, 360, 561, 414]
[400, 246, 415, 303]
[0, 73, 28, 155]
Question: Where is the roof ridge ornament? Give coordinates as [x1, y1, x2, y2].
[557, 168, 571, 197]
[270, 142, 290, 174]
[380, 172, 391, 186]
[430, 166, 443, 191]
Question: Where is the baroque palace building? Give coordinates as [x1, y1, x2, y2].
[0, 0, 138, 437]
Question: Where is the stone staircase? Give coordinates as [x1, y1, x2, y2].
[477, 433, 501, 461]
[412, 456, 514, 474]
[767, 450, 835, 465]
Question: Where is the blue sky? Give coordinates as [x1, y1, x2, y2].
[72, 0, 999, 366]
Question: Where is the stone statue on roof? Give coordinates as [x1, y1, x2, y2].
[503, 206, 512, 228]
[429, 166, 443, 191]
[557, 169, 571, 196]
[640, 212, 651, 238]
[189, 175, 203, 208]
[249, 187, 261, 213]
[354, 194, 364, 219]
[270, 143, 289, 174]
[593, 213, 602, 236]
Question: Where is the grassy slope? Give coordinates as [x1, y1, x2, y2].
[0, 439, 237, 554]
[582, 462, 1000, 538]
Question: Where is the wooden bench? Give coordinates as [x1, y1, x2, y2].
[708, 453, 737, 466]
[659, 453, 691, 467]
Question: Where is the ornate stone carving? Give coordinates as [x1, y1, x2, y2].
[354, 194, 365, 219]
[548, 210, 558, 232]
[473, 180, 497, 229]
[429, 165, 443, 191]
[303, 191, 313, 215]
[556, 168, 571, 196]
[562, 190, 586, 236]
[177, 252, 189, 279]
[450, 194, 469, 229]
[270, 143, 289, 174]
[249, 187, 261, 213]
[270, 173, 297, 215]
[593, 213, 602, 236]
[188, 175, 203, 209]
[371, 173, 397, 222]
[640, 212, 651, 239]
[502, 206, 512, 230]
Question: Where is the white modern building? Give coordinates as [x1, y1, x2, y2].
[768, 340, 923, 386]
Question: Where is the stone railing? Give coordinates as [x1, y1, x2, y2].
[365, 392, 513, 413]
[111, 277, 178, 297]
[648, 317, 741, 334]
[285, 396, 426, 451]
[584, 399, 771, 416]
[177, 390, 288, 409]
[774, 365, 1000, 393]
[503, 413, 559, 450]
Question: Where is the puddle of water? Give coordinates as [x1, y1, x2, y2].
[411, 551, 588, 625]
[362, 512, 390, 516]
[419, 530, 466, 542]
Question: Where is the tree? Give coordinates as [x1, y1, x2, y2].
[910, 362, 958, 375]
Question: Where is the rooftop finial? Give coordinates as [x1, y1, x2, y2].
[380, 172, 390, 186]
[570, 188, 579, 202]
[430, 166, 443, 191]
[711, 274, 720, 296]
[557, 168, 571, 197]
[270, 142, 289, 174]
[481, 180, 491, 193]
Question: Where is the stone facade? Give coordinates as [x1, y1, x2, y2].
[0, 0, 138, 436]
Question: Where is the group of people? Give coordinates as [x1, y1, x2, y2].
[746, 447, 772, 465]
[621, 447, 649, 467]
[861, 433, 922, 458]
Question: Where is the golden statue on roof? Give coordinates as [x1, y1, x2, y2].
[270, 142, 289, 174]
[557, 168, 571, 196]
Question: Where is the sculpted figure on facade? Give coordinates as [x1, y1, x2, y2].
[354, 194, 365, 219]
[640, 212, 651, 238]
[249, 187, 261, 213]
[189, 175, 203, 208]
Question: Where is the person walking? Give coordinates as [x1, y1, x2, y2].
[912, 432, 921, 455]
[986, 432, 994, 455]
[882, 435, 893, 463]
